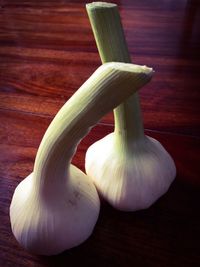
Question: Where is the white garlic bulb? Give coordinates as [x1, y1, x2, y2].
[86, 2, 176, 212]
[10, 62, 153, 255]
[85, 133, 176, 211]
[10, 166, 99, 255]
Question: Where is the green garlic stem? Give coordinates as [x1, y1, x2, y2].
[33, 63, 152, 191]
[86, 2, 145, 143]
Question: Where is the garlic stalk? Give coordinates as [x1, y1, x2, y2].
[10, 62, 153, 255]
[85, 2, 176, 211]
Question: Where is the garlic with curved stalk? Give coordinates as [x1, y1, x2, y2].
[10, 62, 153, 255]
[85, 2, 176, 211]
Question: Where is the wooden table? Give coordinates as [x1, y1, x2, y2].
[0, 0, 200, 266]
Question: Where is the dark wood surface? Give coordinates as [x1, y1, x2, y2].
[0, 0, 200, 266]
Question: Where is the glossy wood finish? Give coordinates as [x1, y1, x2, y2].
[0, 0, 200, 266]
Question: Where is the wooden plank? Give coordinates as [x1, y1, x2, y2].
[0, 1, 200, 135]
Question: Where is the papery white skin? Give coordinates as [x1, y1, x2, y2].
[85, 133, 176, 211]
[10, 166, 99, 255]
[10, 62, 153, 255]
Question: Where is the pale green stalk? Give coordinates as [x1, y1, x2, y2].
[33, 63, 152, 191]
[86, 2, 145, 147]
[10, 63, 152, 255]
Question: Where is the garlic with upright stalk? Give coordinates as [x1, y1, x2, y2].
[10, 62, 153, 255]
[85, 2, 176, 211]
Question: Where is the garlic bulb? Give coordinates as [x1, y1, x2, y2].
[85, 133, 176, 211]
[10, 62, 153, 255]
[85, 2, 176, 211]
[10, 166, 99, 255]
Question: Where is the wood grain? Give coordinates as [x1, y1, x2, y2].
[0, 0, 200, 135]
[0, 0, 200, 266]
